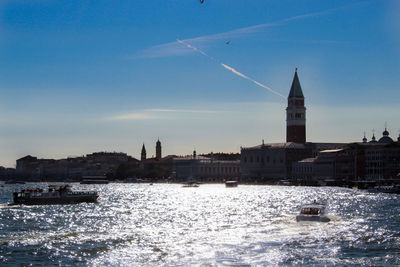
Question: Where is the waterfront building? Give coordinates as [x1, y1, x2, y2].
[241, 69, 345, 183]
[362, 129, 400, 181]
[241, 142, 312, 183]
[86, 152, 129, 163]
[15, 152, 135, 181]
[173, 151, 240, 182]
[312, 148, 357, 185]
[290, 129, 400, 186]
[291, 158, 315, 185]
[0, 166, 16, 180]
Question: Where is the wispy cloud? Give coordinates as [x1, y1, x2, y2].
[148, 108, 218, 114]
[106, 113, 156, 121]
[134, 5, 350, 59]
[106, 108, 219, 121]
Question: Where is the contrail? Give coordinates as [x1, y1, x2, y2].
[176, 39, 216, 61]
[176, 39, 286, 99]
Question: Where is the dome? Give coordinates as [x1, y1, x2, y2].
[382, 128, 389, 137]
[362, 133, 367, 143]
[369, 134, 377, 143]
[378, 128, 393, 143]
[378, 136, 393, 144]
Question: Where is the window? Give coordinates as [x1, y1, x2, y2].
[295, 113, 302, 118]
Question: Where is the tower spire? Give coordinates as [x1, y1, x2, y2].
[288, 68, 304, 98]
[141, 143, 147, 161]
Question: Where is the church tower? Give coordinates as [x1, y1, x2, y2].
[156, 139, 162, 160]
[286, 68, 306, 143]
[141, 143, 147, 161]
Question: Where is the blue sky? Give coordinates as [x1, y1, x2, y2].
[0, 0, 399, 167]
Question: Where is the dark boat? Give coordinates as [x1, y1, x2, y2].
[80, 179, 109, 184]
[225, 181, 238, 187]
[5, 180, 25, 184]
[80, 176, 109, 184]
[368, 185, 400, 194]
[13, 185, 98, 205]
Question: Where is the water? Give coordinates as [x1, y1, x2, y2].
[1, 183, 399, 266]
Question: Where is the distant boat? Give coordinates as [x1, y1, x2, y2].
[80, 176, 109, 184]
[5, 180, 25, 184]
[80, 179, 108, 184]
[277, 180, 291, 186]
[182, 182, 199, 188]
[225, 181, 238, 187]
[368, 186, 400, 194]
[12, 184, 98, 205]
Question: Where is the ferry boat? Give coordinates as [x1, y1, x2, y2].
[12, 185, 98, 205]
[296, 201, 330, 222]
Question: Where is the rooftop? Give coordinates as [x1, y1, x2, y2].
[242, 142, 307, 150]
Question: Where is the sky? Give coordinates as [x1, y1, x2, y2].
[0, 0, 399, 167]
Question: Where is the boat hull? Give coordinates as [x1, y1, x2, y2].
[296, 215, 330, 222]
[13, 195, 98, 205]
[225, 181, 238, 187]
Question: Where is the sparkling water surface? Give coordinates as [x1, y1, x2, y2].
[1, 183, 399, 266]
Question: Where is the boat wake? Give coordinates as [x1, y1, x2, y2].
[325, 215, 342, 222]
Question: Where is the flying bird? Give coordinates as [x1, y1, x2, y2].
[225, 41, 231, 45]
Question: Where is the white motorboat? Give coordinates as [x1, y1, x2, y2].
[296, 201, 330, 222]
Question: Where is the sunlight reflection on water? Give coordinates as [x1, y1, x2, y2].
[1, 183, 400, 266]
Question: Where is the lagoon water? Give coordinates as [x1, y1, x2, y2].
[1, 183, 399, 266]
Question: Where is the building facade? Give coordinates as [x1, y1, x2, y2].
[173, 153, 240, 182]
[240, 69, 346, 183]
[241, 142, 312, 183]
[16, 152, 133, 181]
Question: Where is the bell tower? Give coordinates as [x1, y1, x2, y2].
[286, 68, 306, 143]
[141, 143, 147, 161]
[156, 139, 162, 160]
